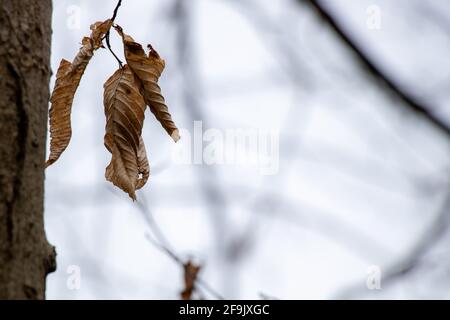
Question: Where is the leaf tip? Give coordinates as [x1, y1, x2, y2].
[171, 129, 180, 142]
[44, 159, 53, 169]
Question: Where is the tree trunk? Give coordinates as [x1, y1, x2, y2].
[0, 0, 56, 299]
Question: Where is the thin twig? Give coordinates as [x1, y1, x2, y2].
[137, 196, 225, 300]
[106, 186, 224, 299]
[105, 0, 123, 68]
[111, 0, 123, 21]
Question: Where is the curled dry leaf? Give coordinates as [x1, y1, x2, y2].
[104, 65, 148, 200]
[46, 19, 113, 167]
[115, 26, 180, 142]
[46, 19, 180, 199]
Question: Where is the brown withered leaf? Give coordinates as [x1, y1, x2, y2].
[181, 260, 201, 300]
[104, 65, 147, 200]
[136, 136, 150, 190]
[46, 19, 113, 167]
[115, 26, 180, 142]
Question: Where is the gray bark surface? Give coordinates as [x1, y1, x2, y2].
[0, 0, 55, 299]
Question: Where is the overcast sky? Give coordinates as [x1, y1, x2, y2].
[45, 0, 450, 299]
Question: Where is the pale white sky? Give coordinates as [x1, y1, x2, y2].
[45, 0, 450, 299]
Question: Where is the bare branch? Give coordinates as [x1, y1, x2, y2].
[300, 0, 450, 138]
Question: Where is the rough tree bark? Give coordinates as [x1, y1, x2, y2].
[0, 0, 56, 299]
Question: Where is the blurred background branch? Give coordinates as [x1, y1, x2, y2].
[299, 0, 450, 138]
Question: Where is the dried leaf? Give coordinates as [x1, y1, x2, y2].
[181, 261, 201, 300]
[136, 136, 150, 190]
[46, 19, 113, 167]
[104, 65, 147, 200]
[116, 27, 180, 142]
